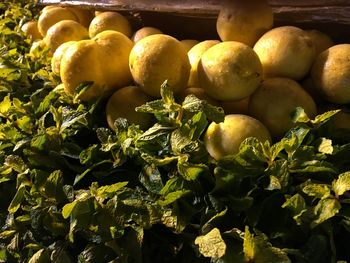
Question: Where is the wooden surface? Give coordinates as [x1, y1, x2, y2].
[37, 0, 350, 41]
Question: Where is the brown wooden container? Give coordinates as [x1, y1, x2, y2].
[37, 0, 350, 42]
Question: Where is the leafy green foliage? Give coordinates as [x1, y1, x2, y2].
[1, 1, 350, 262]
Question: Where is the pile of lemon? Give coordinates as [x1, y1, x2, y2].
[22, 0, 350, 161]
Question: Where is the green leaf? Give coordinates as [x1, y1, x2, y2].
[139, 165, 164, 194]
[62, 201, 77, 219]
[311, 198, 341, 228]
[302, 182, 331, 199]
[290, 107, 310, 123]
[158, 190, 191, 206]
[8, 184, 25, 213]
[195, 228, 226, 258]
[333, 172, 350, 197]
[282, 194, 307, 225]
[177, 157, 208, 181]
[0, 95, 11, 117]
[243, 226, 291, 263]
[28, 249, 50, 263]
[311, 109, 341, 125]
[317, 138, 333, 154]
[43, 170, 65, 202]
[96, 181, 128, 199]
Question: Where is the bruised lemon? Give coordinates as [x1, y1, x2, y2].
[129, 34, 190, 98]
[89, 11, 132, 38]
[106, 86, 153, 130]
[216, 0, 273, 46]
[253, 26, 315, 80]
[249, 77, 317, 138]
[311, 44, 350, 104]
[204, 114, 271, 160]
[198, 41, 262, 101]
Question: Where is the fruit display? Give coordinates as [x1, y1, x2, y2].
[1, 0, 350, 262]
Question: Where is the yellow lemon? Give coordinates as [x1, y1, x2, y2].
[204, 114, 271, 160]
[106, 86, 154, 131]
[198, 41, 262, 101]
[129, 34, 190, 98]
[89, 11, 132, 38]
[249, 77, 317, 138]
[180, 39, 200, 52]
[51, 41, 77, 76]
[132, 27, 163, 42]
[187, 40, 220, 87]
[44, 20, 88, 52]
[253, 26, 315, 80]
[311, 44, 350, 104]
[38, 6, 79, 36]
[220, 97, 250, 115]
[61, 31, 133, 101]
[21, 20, 42, 40]
[306, 29, 334, 56]
[67, 7, 94, 28]
[216, 0, 273, 46]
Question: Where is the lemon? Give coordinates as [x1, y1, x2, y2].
[216, 0, 273, 46]
[21, 20, 42, 40]
[204, 114, 271, 160]
[89, 11, 132, 38]
[132, 27, 163, 42]
[38, 6, 79, 36]
[198, 41, 262, 101]
[180, 39, 200, 52]
[44, 20, 88, 52]
[67, 7, 94, 28]
[187, 40, 220, 87]
[61, 30, 133, 101]
[106, 86, 153, 130]
[129, 34, 190, 98]
[311, 44, 350, 104]
[51, 41, 77, 76]
[306, 29, 334, 56]
[220, 97, 250, 115]
[249, 77, 317, 138]
[253, 26, 315, 80]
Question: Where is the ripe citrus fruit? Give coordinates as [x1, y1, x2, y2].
[204, 114, 271, 160]
[106, 86, 153, 130]
[129, 34, 190, 98]
[21, 21, 42, 40]
[311, 44, 350, 104]
[44, 20, 88, 52]
[220, 97, 250, 115]
[89, 11, 132, 38]
[306, 29, 334, 56]
[253, 26, 315, 80]
[180, 39, 200, 52]
[38, 6, 79, 36]
[216, 0, 273, 46]
[51, 41, 77, 76]
[198, 41, 262, 101]
[249, 77, 317, 138]
[61, 30, 133, 101]
[187, 40, 220, 87]
[132, 27, 162, 42]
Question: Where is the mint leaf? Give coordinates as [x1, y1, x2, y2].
[8, 184, 25, 213]
[282, 194, 307, 225]
[317, 138, 333, 154]
[311, 198, 341, 228]
[195, 228, 226, 258]
[302, 182, 331, 199]
[333, 172, 350, 197]
[243, 226, 291, 263]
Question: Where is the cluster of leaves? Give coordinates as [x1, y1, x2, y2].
[1, 1, 350, 262]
